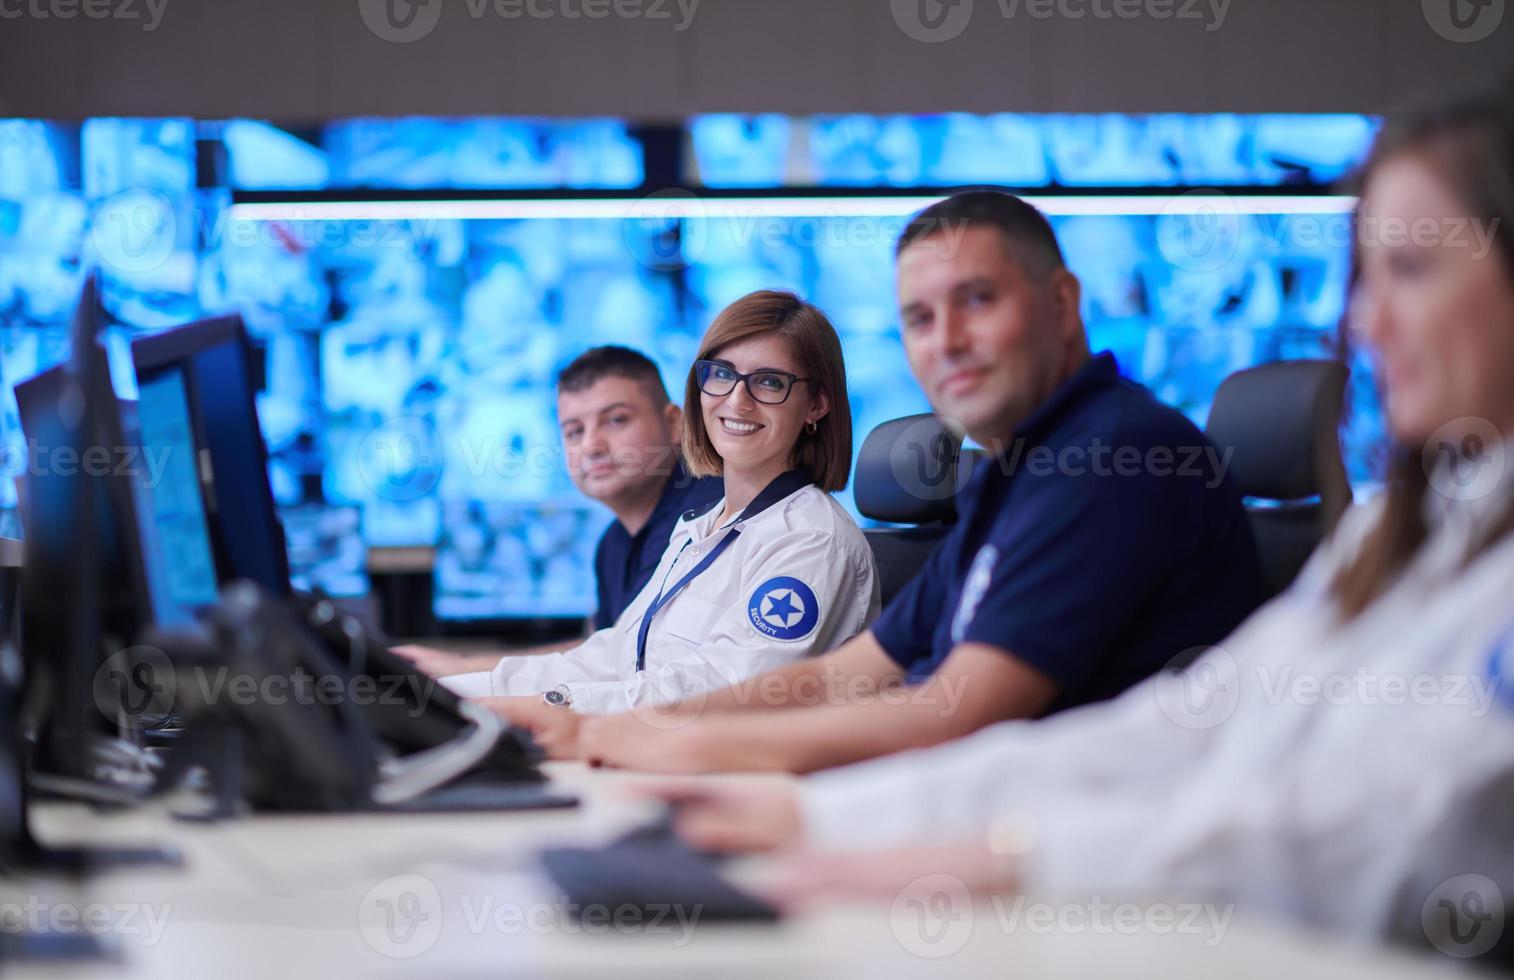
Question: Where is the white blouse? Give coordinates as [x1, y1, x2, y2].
[445, 484, 879, 714]
[800, 467, 1514, 945]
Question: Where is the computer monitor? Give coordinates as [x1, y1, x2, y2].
[132, 370, 222, 615]
[12, 276, 150, 779]
[131, 316, 291, 597]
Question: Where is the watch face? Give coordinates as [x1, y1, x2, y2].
[545, 690, 567, 705]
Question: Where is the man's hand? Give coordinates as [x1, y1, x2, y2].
[391, 644, 503, 678]
[477, 695, 583, 760]
[638, 780, 803, 854]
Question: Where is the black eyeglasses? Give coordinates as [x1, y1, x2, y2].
[694, 360, 813, 405]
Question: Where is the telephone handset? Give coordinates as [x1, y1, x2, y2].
[151, 582, 552, 815]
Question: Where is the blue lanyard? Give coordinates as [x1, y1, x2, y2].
[633, 468, 813, 672]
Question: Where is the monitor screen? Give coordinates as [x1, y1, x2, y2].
[135, 367, 221, 614]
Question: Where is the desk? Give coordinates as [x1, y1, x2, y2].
[2, 765, 1458, 979]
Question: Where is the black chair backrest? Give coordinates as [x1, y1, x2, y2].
[1205, 359, 1352, 598]
[855, 415, 977, 606]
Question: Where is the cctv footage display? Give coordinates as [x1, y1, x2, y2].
[0, 113, 1381, 620]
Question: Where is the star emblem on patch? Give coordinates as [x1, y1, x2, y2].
[759, 588, 806, 630]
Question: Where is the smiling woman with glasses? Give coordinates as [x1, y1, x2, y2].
[452, 289, 880, 738]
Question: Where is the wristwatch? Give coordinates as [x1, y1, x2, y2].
[543, 686, 573, 709]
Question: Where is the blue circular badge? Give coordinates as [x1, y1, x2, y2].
[748, 576, 821, 641]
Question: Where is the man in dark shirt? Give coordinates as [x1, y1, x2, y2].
[397, 346, 720, 675]
[554, 191, 1263, 773]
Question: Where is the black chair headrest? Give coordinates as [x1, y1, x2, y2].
[1205, 359, 1350, 512]
[856, 414, 974, 525]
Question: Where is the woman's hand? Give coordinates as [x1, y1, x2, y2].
[390, 644, 500, 678]
[577, 713, 713, 773]
[756, 841, 1016, 910]
[477, 695, 584, 760]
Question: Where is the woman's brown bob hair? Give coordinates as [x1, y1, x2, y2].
[681, 290, 853, 492]
[1331, 80, 1514, 618]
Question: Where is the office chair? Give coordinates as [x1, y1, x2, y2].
[855, 414, 979, 605]
[1205, 359, 1353, 598]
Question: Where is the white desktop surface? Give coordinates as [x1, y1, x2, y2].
[3, 764, 1463, 979]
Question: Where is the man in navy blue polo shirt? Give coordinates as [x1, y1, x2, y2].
[396, 346, 721, 676]
[561, 191, 1264, 774]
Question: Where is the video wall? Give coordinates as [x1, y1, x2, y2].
[0, 113, 1382, 621]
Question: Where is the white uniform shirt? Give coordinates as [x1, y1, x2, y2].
[800, 464, 1514, 944]
[444, 482, 880, 714]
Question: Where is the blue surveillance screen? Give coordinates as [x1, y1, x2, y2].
[134, 366, 222, 612]
[0, 113, 1383, 621]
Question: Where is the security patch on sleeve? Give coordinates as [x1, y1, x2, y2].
[748, 576, 821, 641]
[950, 544, 999, 645]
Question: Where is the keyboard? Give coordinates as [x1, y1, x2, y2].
[540, 820, 779, 923]
[371, 782, 580, 814]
